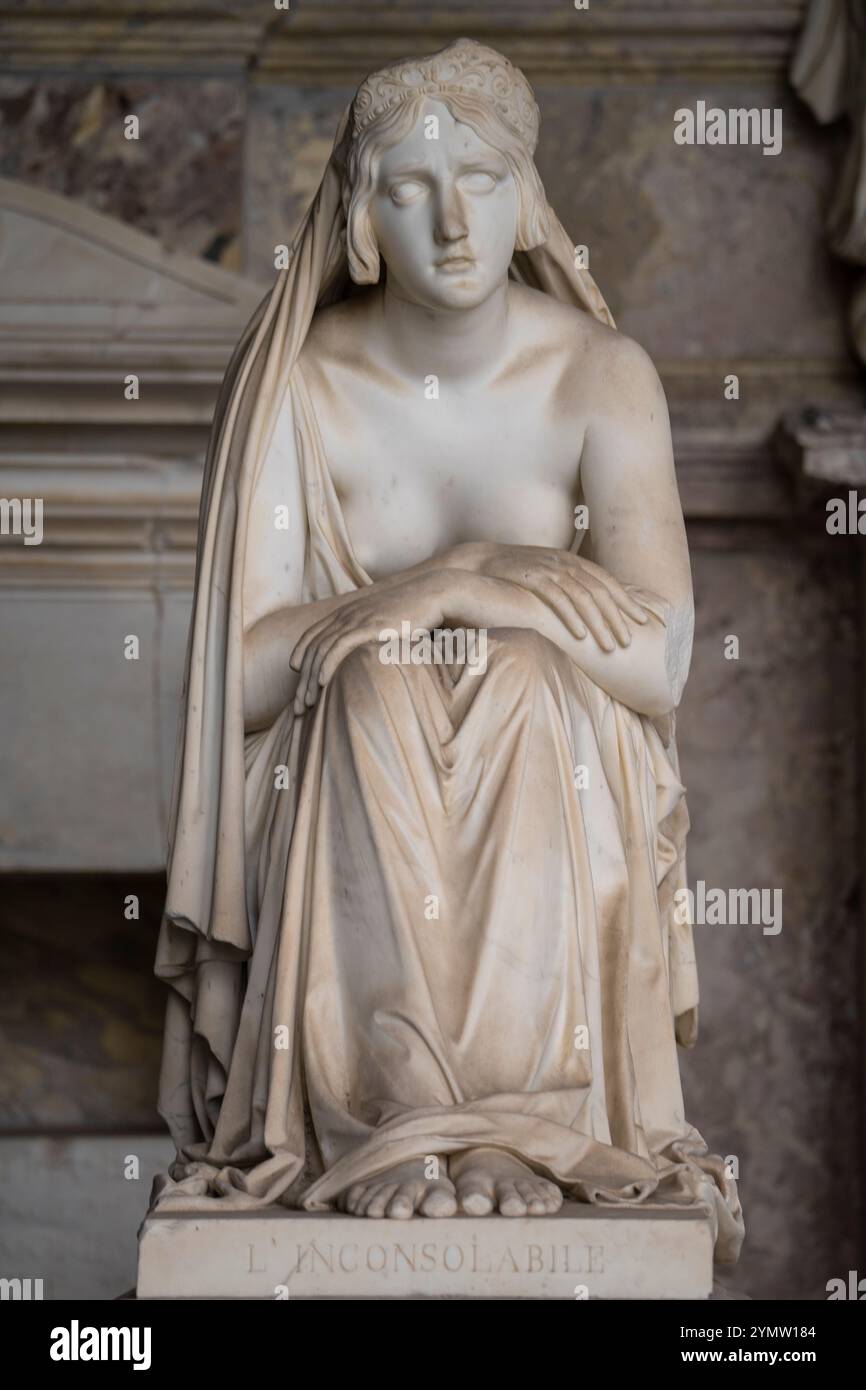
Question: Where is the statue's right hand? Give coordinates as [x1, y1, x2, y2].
[288, 571, 453, 713]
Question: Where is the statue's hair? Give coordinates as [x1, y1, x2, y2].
[342, 90, 551, 285]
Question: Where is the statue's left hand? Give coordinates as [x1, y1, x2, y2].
[474, 543, 650, 650]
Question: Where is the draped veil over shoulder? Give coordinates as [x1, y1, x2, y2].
[153, 40, 744, 1262]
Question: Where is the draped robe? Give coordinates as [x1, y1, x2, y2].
[152, 116, 744, 1263]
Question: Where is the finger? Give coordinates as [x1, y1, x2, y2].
[591, 575, 649, 625]
[308, 618, 347, 695]
[582, 580, 631, 647]
[533, 579, 587, 640]
[298, 626, 336, 710]
[318, 630, 371, 687]
[290, 630, 314, 674]
[568, 587, 617, 652]
[547, 574, 619, 647]
[293, 657, 309, 714]
[295, 638, 323, 711]
[294, 661, 319, 715]
[297, 681, 320, 715]
[560, 557, 649, 624]
[291, 605, 347, 672]
[627, 584, 665, 617]
[297, 636, 322, 711]
[306, 619, 354, 705]
[590, 571, 649, 625]
[526, 575, 582, 634]
[547, 569, 622, 644]
[291, 616, 331, 673]
[296, 625, 342, 712]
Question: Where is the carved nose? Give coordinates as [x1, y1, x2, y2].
[434, 189, 469, 244]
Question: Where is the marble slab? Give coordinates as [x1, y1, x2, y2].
[138, 1201, 714, 1300]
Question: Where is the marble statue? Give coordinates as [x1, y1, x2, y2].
[151, 38, 744, 1262]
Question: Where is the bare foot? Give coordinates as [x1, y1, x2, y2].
[339, 1158, 457, 1218]
[450, 1148, 563, 1216]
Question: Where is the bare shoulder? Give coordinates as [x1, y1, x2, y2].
[297, 289, 380, 376]
[509, 282, 666, 421]
[563, 305, 666, 417]
[585, 327, 666, 414]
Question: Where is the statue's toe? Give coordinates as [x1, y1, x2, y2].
[419, 1183, 458, 1218]
[364, 1183, 399, 1218]
[455, 1170, 495, 1215]
[516, 1179, 547, 1215]
[540, 1180, 564, 1213]
[341, 1182, 366, 1214]
[384, 1185, 418, 1219]
[496, 1181, 527, 1217]
[355, 1182, 391, 1217]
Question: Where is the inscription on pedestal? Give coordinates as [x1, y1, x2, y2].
[140, 1204, 713, 1300]
[283, 1235, 603, 1281]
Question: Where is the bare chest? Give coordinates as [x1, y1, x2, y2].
[307, 376, 583, 579]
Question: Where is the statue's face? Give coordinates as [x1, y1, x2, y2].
[369, 99, 519, 310]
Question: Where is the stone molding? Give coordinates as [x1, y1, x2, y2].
[0, 3, 808, 81]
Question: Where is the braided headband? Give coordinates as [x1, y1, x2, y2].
[350, 37, 541, 154]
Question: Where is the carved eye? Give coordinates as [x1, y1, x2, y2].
[390, 180, 426, 205]
[460, 170, 497, 194]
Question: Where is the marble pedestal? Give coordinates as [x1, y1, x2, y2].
[137, 1201, 714, 1300]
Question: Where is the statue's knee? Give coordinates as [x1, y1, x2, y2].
[329, 638, 379, 684]
[486, 627, 562, 687]
[328, 638, 403, 702]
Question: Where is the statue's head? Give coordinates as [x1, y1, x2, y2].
[342, 38, 550, 310]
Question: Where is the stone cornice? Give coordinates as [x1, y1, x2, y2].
[0, 3, 807, 81]
[0, 5, 263, 74]
[257, 4, 808, 84]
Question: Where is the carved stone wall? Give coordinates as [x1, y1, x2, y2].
[0, 0, 863, 1300]
[0, 177, 265, 868]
